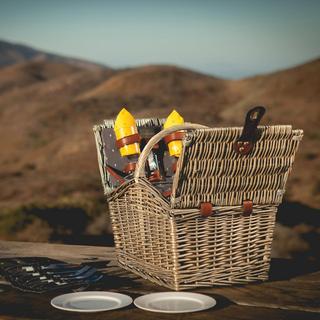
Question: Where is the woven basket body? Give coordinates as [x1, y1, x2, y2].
[102, 124, 303, 290]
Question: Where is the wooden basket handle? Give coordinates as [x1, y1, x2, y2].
[134, 123, 208, 180]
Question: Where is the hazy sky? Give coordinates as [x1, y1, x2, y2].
[0, 0, 319, 78]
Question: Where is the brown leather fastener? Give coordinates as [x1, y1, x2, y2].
[200, 202, 213, 217]
[116, 133, 141, 149]
[243, 200, 253, 216]
[233, 141, 253, 155]
[123, 162, 136, 174]
[164, 132, 185, 144]
[149, 170, 161, 182]
[172, 161, 177, 173]
[162, 189, 172, 197]
[106, 165, 126, 184]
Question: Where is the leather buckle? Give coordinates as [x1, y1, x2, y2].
[164, 132, 185, 144]
[243, 200, 253, 216]
[115, 133, 141, 149]
[200, 202, 213, 217]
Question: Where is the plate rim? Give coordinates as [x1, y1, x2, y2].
[50, 291, 133, 313]
[134, 291, 217, 314]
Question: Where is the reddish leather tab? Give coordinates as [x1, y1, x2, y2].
[172, 161, 177, 173]
[164, 132, 185, 144]
[233, 141, 253, 155]
[200, 202, 213, 217]
[149, 170, 162, 182]
[116, 133, 141, 149]
[243, 200, 253, 216]
[106, 165, 126, 184]
[162, 189, 172, 197]
[123, 162, 136, 174]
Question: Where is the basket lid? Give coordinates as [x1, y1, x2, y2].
[171, 125, 303, 208]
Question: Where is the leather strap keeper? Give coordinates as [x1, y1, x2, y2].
[172, 161, 177, 173]
[200, 202, 213, 217]
[233, 141, 253, 155]
[243, 200, 253, 216]
[123, 162, 136, 174]
[164, 132, 185, 144]
[116, 133, 141, 149]
[162, 189, 172, 197]
[149, 170, 161, 182]
[233, 106, 265, 156]
[106, 166, 126, 184]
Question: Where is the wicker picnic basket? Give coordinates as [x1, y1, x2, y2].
[94, 117, 303, 290]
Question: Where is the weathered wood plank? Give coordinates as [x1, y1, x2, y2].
[197, 259, 320, 313]
[0, 283, 319, 320]
[0, 240, 116, 263]
[199, 280, 320, 313]
[1, 240, 320, 315]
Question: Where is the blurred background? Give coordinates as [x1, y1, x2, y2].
[0, 0, 319, 262]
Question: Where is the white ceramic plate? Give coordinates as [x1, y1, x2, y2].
[51, 291, 132, 312]
[134, 292, 216, 313]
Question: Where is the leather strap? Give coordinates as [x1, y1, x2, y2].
[172, 161, 177, 173]
[243, 200, 253, 216]
[200, 202, 213, 217]
[123, 162, 137, 174]
[164, 132, 185, 144]
[148, 170, 161, 182]
[162, 189, 172, 197]
[234, 106, 265, 155]
[233, 141, 253, 155]
[116, 133, 141, 149]
[106, 165, 126, 184]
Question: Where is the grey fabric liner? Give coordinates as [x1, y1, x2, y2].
[94, 118, 176, 194]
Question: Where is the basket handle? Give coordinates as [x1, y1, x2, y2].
[134, 123, 208, 180]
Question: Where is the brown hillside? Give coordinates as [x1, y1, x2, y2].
[0, 59, 319, 211]
[0, 61, 114, 210]
[76, 65, 232, 122]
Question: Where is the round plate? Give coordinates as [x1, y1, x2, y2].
[134, 292, 216, 313]
[51, 291, 132, 312]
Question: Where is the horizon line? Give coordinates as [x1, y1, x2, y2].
[0, 37, 319, 81]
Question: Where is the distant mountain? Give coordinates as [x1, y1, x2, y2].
[0, 41, 319, 252]
[0, 40, 108, 71]
[0, 55, 318, 210]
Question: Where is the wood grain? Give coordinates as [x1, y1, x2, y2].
[1, 240, 320, 319]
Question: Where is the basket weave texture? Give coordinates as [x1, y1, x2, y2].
[101, 123, 303, 290]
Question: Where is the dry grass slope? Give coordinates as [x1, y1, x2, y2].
[0, 52, 319, 254]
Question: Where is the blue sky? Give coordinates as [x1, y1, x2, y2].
[0, 0, 319, 78]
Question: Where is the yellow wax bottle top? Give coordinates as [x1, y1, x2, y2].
[164, 109, 184, 157]
[163, 109, 184, 129]
[114, 107, 140, 157]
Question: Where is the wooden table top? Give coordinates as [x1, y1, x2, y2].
[0, 240, 319, 320]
